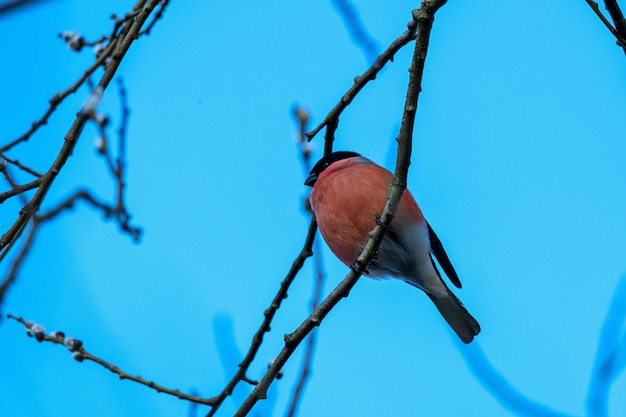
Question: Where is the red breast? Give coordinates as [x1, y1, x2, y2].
[310, 156, 425, 268]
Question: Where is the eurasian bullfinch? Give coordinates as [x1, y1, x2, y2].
[304, 151, 480, 343]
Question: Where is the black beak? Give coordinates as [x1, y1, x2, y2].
[304, 173, 317, 187]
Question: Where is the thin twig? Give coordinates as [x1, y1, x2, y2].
[284, 239, 325, 417]
[233, 2, 447, 414]
[7, 315, 217, 406]
[205, 219, 319, 417]
[0, 163, 28, 208]
[0, 188, 141, 313]
[92, 77, 141, 241]
[1, 74, 142, 311]
[1, 45, 113, 153]
[305, 17, 421, 149]
[0, 1, 154, 153]
[0, 164, 32, 204]
[115, 77, 130, 213]
[0, 0, 160, 254]
[0, 154, 42, 177]
[140, 0, 169, 36]
[0, 177, 42, 203]
[0, 213, 27, 266]
[36, 189, 141, 241]
[0, 225, 37, 309]
[584, 0, 626, 49]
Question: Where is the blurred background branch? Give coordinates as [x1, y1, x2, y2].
[456, 274, 626, 417]
[0, 0, 45, 16]
[283, 106, 327, 417]
[586, 274, 626, 417]
[330, 0, 380, 64]
[458, 341, 581, 417]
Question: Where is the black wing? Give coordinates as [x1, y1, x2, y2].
[427, 221, 462, 288]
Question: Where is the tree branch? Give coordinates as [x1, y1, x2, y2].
[305, 12, 422, 152]
[3, 23, 115, 152]
[7, 314, 217, 406]
[0, 177, 41, 203]
[584, 0, 626, 51]
[0, 187, 142, 316]
[205, 219, 319, 416]
[0, 0, 160, 255]
[232, 1, 448, 415]
[283, 238, 325, 417]
[0, 154, 42, 177]
[140, 0, 169, 36]
[0, 225, 36, 308]
[605, 0, 626, 53]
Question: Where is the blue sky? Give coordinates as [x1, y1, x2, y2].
[1, 1, 626, 416]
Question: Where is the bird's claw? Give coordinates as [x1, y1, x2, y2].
[350, 261, 369, 275]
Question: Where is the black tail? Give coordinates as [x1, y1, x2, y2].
[427, 288, 480, 344]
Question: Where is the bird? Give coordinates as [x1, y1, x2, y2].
[304, 151, 480, 343]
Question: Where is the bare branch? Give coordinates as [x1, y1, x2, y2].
[284, 239, 325, 417]
[0, 154, 42, 177]
[140, 0, 170, 36]
[233, 1, 448, 414]
[7, 315, 217, 406]
[0, 163, 30, 208]
[0, 1, 157, 153]
[0, 177, 42, 203]
[584, 0, 626, 52]
[114, 78, 130, 213]
[0, 187, 141, 315]
[0, 225, 36, 309]
[305, 15, 422, 151]
[0, 0, 161, 255]
[89, 78, 142, 241]
[604, 0, 626, 53]
[0, 1, 155, 317]
[37, 189, 142, 240]
[205, 219, 319, 416]
[2, 45, 111, 153]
